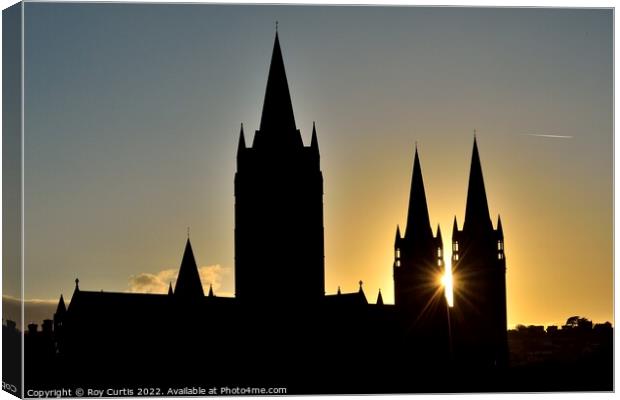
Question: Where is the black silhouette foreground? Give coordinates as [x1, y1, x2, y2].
[19, 32, 612, 395]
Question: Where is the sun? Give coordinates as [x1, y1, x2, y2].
[439, 260, 454, 308]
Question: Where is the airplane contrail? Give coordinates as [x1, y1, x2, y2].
[524, 133, 573, 139]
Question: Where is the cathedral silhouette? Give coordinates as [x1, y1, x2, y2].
[25, 32, 508, 393]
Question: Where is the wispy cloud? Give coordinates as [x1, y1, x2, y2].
[127, 268, 178, 294]
[127, 265, 232, 296]
[196, 265, 231, 294]
[524, 133, 573, 139]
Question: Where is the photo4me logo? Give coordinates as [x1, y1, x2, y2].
[2, 381, 17, 394]
[220, 386, 287, 395]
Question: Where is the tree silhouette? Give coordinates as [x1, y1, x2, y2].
[565, 316, 593, 330]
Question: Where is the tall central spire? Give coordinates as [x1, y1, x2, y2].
[404, 147, 433, 241]
[259, 32, 297, 134]
[463, 137, 492, 232]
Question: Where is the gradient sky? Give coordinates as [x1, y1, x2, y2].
[12, 4, 612, 328]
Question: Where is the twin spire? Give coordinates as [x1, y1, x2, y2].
[401, 136, 495, 247]
[462, 136, 493, 233]
[404, 147, 433, 241]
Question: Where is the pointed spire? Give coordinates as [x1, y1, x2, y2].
[174, 238, 205, 298]
[238, 123, 246, 152]
[70, 278, 80, 303]
[168, 282, 173, 295]
[56, 295, 66, 315]
[395, 225, 401, 242]
[208, 283, 214, 297]
[337, 286, 341, 295]
[404, 146, 433, 241]
[259, 31, 296, 134]
[311, 121, 319, 152]
[452, 216, 459, 240]
[436, 224, 442, 241]
[497, 215, 504, 240]
[376, 289, 384, 306]
[463, 137, 492, 232]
